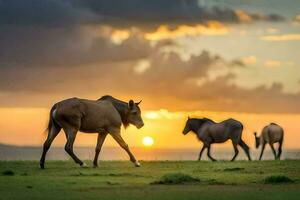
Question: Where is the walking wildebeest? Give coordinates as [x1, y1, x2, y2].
[182, 117, 251, 161]
[254, 123, 284, 160]
[40, 95, 144, 169]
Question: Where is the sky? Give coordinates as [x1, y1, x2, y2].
[0, 0, 300, 149]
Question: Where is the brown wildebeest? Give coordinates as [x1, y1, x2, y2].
[40, 95, 144, 169]
[182, 117, 251, 161]
[254, 123, 284, 160]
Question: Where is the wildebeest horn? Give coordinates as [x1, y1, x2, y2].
[136, 100, 142, 105]
[254, 132, 257, 136]
[188, 116, 190, 119]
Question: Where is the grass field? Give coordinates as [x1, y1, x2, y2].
[0, 160, 300, 200]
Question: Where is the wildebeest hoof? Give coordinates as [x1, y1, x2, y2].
[40, 163, 45, 169]
[93, 164, 98, 168]
[80, 163, 88, 168]
[134, 161, 141, 167]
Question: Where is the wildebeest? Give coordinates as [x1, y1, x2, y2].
[254, 123, 284, 160]
[40, 95, 144, 169]
[182, 117, 251, 161]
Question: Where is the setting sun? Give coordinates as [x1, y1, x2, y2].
[142, 136, 154, 147]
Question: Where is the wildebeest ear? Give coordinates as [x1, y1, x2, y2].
[136, 100, 142, 105]
[129, 100, 134, 109]
[188, 116, 190, 119]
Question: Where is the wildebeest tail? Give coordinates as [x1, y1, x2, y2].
[45, 104, 60, 133]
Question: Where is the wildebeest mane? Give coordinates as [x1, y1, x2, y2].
[188, 117, 214, 133]
[98, 95, 130, 128]
[201, 118, 215, 124]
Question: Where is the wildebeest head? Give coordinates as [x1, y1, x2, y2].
[183, 117, 212, 135]
[127, 100, 144, 129]
[182, 117, 192, 135]
[254, 132, 260, 148]
[182, 117, 201, 135]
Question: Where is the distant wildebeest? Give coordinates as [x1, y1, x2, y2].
[40, 95, 144, 169]
[254, 123, 284, 160]
[182, 117, 251, 161]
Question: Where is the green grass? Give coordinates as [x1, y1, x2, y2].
[264, 175, 294, 184]
[152, 172, 200, 184]
[1, 169, 14, 176]
[0, 160, 299, 200]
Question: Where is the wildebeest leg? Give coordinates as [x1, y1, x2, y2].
[40, 125, 61, 169]
[207, 145, 216, 161]
[198, 145, 206, 161]
[231, 141, 239, 161]
[111, 132, 140, 167]
[238, 140, 251, 161]
[277, 140, 283, 160]
[93, 132, 107, 167]
[259, 143, 266, 160]
[64, 129, 84, 166]
[269, 143, 277, 160]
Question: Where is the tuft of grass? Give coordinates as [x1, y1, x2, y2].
[206, 179, 225, 185]
[106, 181, 120, 185]
[2, 170, 14, 176]
[152, 173, 200, 185]
[223, 167, 244, 172]
[264, 175, 294, 184]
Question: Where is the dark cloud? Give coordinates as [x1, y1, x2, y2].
[0, 32, 207, 92]
[0, 0, 286, 68]
[0, 0, 94, 27]
[0, 0, 285, 29]
[0, 27, 151, 70]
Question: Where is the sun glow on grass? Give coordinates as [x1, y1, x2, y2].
[142, 136, 154, 147]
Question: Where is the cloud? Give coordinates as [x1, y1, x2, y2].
[0, 31, 299, 113]
[0, 0, 298, 113]
[0, 0, 288, 64]
[144, 21, 229, 41]
[294, 14, 300, 23]
[0, 26, 152, 70]
[264, 60, 281, 68]
[134, 59, 151, 74]
[0, 0, 285, 29]
[0, 0, 286, 70]
[0, 0, 94, 27]
[266, 28, 279, 34]
[263, 59, 295, 68]
[241, 56, 257, 65]
[184, 76, 300, 113]
[261, 34, 300, 41]
[235, 10, 253, 23]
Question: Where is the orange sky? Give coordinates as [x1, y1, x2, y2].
[0, 108, 299, 149]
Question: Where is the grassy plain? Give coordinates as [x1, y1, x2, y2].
[0, 160, 299, 200]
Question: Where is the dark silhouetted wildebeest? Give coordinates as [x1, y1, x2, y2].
[183, 117, 251, 161]
[254, 123, 284, 160]
[40, 95, 144, 169]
